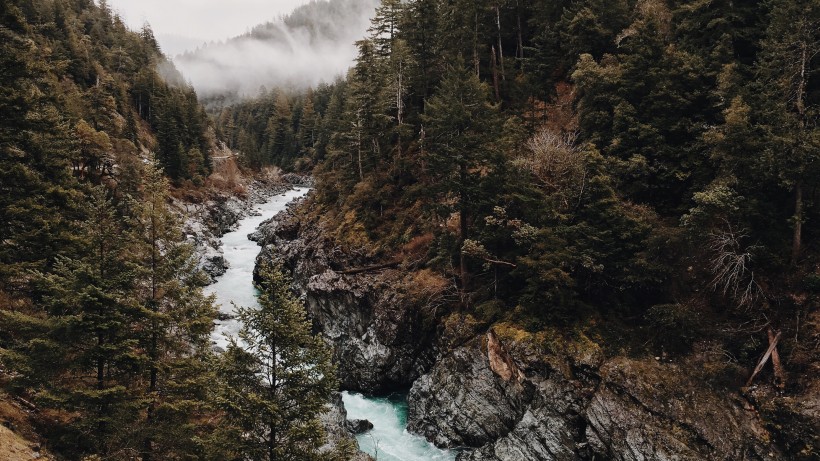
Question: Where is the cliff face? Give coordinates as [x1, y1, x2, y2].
[408, 324, 781, 461]
[254, 203, 440, 393]
[255, 197, 818, 461]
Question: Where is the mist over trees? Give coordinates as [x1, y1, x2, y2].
[174, 0, 380, 100]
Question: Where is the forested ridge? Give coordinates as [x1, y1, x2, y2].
[0, 0, 348, 459]
[220, 1, 819, 455]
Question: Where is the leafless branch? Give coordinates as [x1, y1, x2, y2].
[708, 222, 762, 309]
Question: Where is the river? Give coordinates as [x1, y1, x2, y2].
[204, 186, 455, 461]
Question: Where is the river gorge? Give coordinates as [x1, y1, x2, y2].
[204, 186, 454, 461]
[196, 183, 812, 461]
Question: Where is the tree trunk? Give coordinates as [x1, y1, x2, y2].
[357, 124, 364, 181]
[516, 0, 524, 62]
[496, 6, 505, 81]
[792, 182, 803, 265]
[474, 11, 480, 76]
[459, 163, 469, 302]
[768, 328, 786, 388]
[491, 47, 501, 101]
[745, 330, 781, 387]
[145, 208, 159, 461]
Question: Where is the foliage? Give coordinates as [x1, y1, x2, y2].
[210, 264, 337, 461]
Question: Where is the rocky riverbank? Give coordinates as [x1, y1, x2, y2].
[251, 194, 819, 461]
[174, 173, 309, 283]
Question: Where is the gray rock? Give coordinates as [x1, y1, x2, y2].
[407, 341, 533, 449]
[408, 331, 784, 461]
[201, 247, 228, 279]
[459, 379, 585, 461]
[254, 204, 440, 393]
[346, 419, 374, 434]
[319, 392, 373, 460]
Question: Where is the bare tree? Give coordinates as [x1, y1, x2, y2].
[708, 222, 762, 309]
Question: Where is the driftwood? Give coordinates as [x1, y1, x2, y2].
[745, 329, 782, 388]
[337, 260, 401, 275]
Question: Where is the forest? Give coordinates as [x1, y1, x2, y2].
[220, 0, 818, 358]
[218, 0, 819, 455]
[0, 0, 349, 459]
[1, 0, 819, 459]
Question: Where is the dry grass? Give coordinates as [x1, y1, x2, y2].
[0, 393, 53, 460]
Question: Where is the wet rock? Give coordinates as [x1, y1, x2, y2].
[346, 419, 374, 434]
[320, 392, 373, 460]
[201, 247, 228, 279]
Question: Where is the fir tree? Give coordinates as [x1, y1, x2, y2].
[212, 264, 337, 461]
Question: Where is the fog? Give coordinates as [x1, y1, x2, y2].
[171, 0, 379, 97]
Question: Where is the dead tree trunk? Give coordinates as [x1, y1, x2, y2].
[792, 182, 803, 265]
[745, 330, 782, 388]
[768, 328, 786, 388]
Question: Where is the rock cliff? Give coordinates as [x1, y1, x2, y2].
[254, 197, 817, 461]
[409, 323, 785, 461]
[254, 202, 441, 393]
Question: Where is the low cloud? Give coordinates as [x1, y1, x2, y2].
[172, 0, 378, 97]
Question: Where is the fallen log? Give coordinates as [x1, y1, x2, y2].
[767, 328, 786, 389]
[337, 260, 401, 275]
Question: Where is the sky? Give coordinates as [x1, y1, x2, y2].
[107, 0, 312, 56]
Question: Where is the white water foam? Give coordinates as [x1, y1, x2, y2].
[205, 187, 309, 350]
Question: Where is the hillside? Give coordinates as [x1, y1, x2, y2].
[227, 0, 820, 459]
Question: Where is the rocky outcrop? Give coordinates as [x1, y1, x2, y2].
[254, 205, 442, 393]
[319, 392, 373, 461]
[176, 179, 292, 282]
[408, 324, 785, 461]
[407, 341, 534, 448]
[346, 419, 374, 434]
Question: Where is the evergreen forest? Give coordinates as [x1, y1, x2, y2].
[220, 0, 819, 361]
[1, 0, 819, 459]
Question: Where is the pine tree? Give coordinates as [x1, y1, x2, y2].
[0, 0, 83, 288]
[30, 186, 142, 456]
[752, 0, 819, 264]
[212, 264, 337, 461]
[131, 161, 216, 459]
[421, 61, 504, 296]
